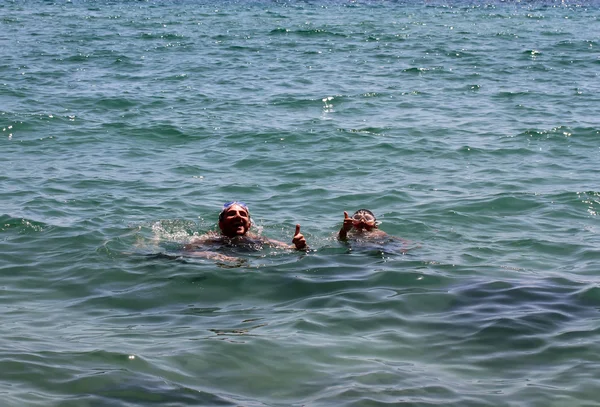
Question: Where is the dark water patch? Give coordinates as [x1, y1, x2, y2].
[291, 28, 348, 38]
[95, 97, 138, 110]
[110, 56, 145, 69]
[402, 66, 446, 75]
[453, 144, 525, 158]
[140, 32, 187, 41]
[338, 126, 389, 137]
[61, 52, 112, 64]
[492, 90, 533, 100]
[364, 33, 409, 43]
[269, 95, 324, 108]
[522, 49, 543, 56]
[1, 16, 22, 24]
[225, 44, 262, 53]
[575, 285, 600, 308]
[98, 122, 190, 143]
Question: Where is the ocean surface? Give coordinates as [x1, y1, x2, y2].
[2, 0, 600, 406]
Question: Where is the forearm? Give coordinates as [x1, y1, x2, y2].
[267, 239, 307, 251]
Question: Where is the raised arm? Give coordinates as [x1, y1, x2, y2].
[292, 224, 308, 250]
[338, 211, 353, 240]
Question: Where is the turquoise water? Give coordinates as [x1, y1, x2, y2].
[2, 1, 600, 405]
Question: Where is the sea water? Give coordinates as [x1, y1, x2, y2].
[1, 1, 600, 406]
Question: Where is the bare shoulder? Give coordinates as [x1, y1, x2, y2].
[370, 229, 389, 239]
[266, 238, 293, 249]
[373, 230, 412, 245]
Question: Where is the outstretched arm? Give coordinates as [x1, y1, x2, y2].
[183, 233, 240, 262]
[185, 232, 218, 249]
[186, 250, 241, 263]
[263, 224, 308, 251]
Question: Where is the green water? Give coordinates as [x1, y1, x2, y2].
[1, 1, 600, 406]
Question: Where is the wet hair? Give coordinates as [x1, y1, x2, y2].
[219, 201, 249, 222]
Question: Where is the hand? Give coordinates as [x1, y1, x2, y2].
[342, 211, 353, 232]
[292, 224, 307, 250]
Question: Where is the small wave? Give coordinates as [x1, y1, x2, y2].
[291, 29, 348, 38]
[269, 27, 290, 35]
[96, 97, 138, 109]
[269, 95, 325, 108]
[516, 125, 575, 140]
[140, 32, 186, 40]
[576, 191, 600, 217]
[523, 49, 542, 56]
[575, 285, 600, 307]
[63, 53, 91, 63]
[493, 90, 531, 99]
[402, 66, 444, 74]
[0, 214, 47, 233]
[105, 123, 190, 142]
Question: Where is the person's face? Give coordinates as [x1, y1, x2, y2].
[352, 211, 376, 231]
[219, 204, 251, 237]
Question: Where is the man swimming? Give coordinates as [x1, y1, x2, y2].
[338, 209, 388, 241]
[337, 209, 413, 254]
[185, 201, 307, 262]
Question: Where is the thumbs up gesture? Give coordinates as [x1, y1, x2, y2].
[292, 224, 307, 250]
[342, 211, 354, 233]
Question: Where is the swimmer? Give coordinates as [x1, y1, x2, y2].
[337, 209, 415, 254]
[338, 209, 388, 241]
[185, 201, 307, 262]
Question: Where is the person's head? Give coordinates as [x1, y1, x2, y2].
[351, 209, 377, 231]
[218, 201, 251, 238]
